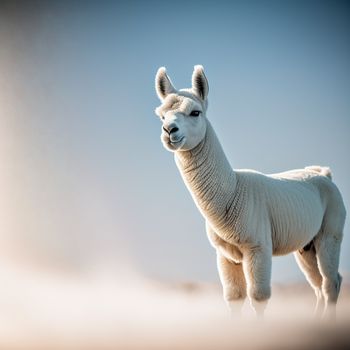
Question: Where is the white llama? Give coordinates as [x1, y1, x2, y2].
[154, 65, 346, 319]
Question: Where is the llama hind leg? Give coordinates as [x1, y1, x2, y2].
[216, 253, 247, 318]
[314, 232, 343, 320]
[294, 246, 323, 317]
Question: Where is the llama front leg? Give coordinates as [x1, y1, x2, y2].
[242, 247, 272, 319]
[216, 253, 247, 318]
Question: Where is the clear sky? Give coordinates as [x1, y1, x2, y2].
[0, 0, 349, 283]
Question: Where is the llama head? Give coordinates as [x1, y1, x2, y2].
[155, 65, 209, 152]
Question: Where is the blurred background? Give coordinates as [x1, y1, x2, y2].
[0, 0, 349, 348]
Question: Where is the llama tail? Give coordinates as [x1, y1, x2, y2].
[305, 165, 332, 180]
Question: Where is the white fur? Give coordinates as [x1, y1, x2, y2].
[155, 66, 346, 319]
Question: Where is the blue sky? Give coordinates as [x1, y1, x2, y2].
[0, 0, 349, 283]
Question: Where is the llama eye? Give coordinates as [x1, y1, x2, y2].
[189, 110, 201, 117]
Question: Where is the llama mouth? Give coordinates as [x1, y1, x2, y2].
[170, 136, 185, 145]
[161, 133, 185, 151]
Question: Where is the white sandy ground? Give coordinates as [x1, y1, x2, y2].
[0, 259, 349, 350]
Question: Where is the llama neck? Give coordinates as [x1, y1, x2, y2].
[175, 120, 237, 235]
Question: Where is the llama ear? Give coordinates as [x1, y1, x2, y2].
[192, 65, 209, 101]
[155, 67, 176, 101]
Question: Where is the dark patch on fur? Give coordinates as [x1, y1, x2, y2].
[195, 76, 205, 99]
[299, 240, 314, 254]
[158, 78, 167, 97]
[194, 70, 208, 100]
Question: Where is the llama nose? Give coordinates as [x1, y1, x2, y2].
[163, 124, 179, 135]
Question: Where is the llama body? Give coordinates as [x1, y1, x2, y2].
[154, 66, 346, 318]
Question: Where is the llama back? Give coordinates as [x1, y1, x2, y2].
[304, 165, 332, 180]
[269, 165, 332, 182]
